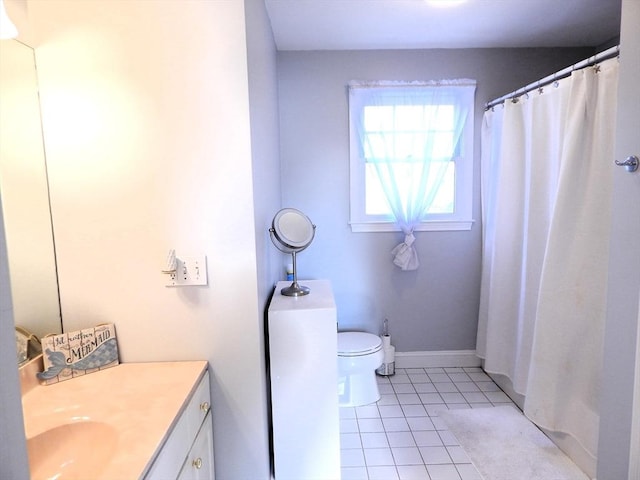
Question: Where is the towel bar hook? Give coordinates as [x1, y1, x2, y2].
[615, 155, 639, 173]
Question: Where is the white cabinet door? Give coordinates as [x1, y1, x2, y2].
[178, 413, 214, 480]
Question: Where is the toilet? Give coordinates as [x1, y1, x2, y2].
[337, 331, 384, 407]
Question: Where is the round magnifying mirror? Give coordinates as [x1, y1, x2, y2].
[269, 208, 316, 296]
[272, 208, 315, 250]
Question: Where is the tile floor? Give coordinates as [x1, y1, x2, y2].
[340, 366, 516, 480]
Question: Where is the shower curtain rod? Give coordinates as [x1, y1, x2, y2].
[485, 44, 620, 110]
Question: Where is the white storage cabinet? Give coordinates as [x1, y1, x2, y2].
[268, 280, 341, 480]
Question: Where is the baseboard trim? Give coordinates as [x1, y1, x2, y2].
[394, 350, 481, 369]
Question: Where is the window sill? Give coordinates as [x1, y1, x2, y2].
[349, 220, 474, 233]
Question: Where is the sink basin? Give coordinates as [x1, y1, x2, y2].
[27, 421, 117, 480]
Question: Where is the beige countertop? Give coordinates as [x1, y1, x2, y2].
[21, 360, 208, 479]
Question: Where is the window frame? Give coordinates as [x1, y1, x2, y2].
[348, 81, 475, 233]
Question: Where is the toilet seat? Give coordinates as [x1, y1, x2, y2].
[338, 332, 382, 357]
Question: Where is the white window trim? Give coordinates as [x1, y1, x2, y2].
[348, 80, 475, 233]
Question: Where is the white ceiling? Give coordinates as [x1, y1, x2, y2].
[264, 0, 621, 51]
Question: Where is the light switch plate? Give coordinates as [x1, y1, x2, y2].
[166, 255, 207, 286]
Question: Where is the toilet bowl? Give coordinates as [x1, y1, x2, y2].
[337, 332, 384, 407]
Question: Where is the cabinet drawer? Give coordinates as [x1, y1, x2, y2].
[178, 413, 214, 480]
[145, 371, 211, 480]
[185, 371, 211, 440]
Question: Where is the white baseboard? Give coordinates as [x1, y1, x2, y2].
[394, 350, 481, 369]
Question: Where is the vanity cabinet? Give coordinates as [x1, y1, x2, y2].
[145, 371, 214, 480]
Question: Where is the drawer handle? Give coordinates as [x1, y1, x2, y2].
[200, 401, 210, 413]
[192, 458, 203, 469]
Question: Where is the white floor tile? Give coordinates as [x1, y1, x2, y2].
[427, 463, 462, 480]
[467, 372, 491, 382]
[341, 432, 363, 449]
[419, 445, 452, 464]
[443, 367, 464, 374]
[463, 367, 483, 373]
[438, 430, 460, 446]
[425, 404, 449, 416]
[484, 391, 511, 403]
[338, 366, 508, 480]
[390, 374, 412, 384]
[425, 368, 445, 374]
[378, 394, 400, 405]
[461, 391, 488, 403]
[361, 432, 389, 449]
[413, 383, 437, 393]
[401, 404, 428, 417]
[404, 368, 426, 374]
[447, 372, 471, 382]
[340, 407, 357, 419]
[428, 373, 450, 383]
[356, 405, 381, 418]
[341, 466, 369, 480]
[397, 464, 430, 480]
[454, 382, 480, 393]
[418, 392, 444, 404]
[379, 405, 405, 418]
[434, 382, 458, 393]
[455, 463, 483, 480]
[364, 447, 395, 466]
[378, 383, 395, 394]
[387, 431, 416, 448]
[475, 381, 500, 392]
[413, 430, 443, 447]
[397, 393, 422, 405]
[368, 465, 400, 480]
[408, 373, 430, 383]
[439, 392, 466, 404]
[391, 446, 424, 465]
[430, 416, 449, 430]
[341, 418, 359, 433]
[358, 418, 385, 433]
[342, 448, 366, 467]
[393, 383, 418, 394]
[406, 416, 435, 431]
[383, 417, 411, 432]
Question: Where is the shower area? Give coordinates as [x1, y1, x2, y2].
[476, 46, 621, 478]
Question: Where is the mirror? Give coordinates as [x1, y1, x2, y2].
[269, 208, 316, 297]
[0, 38, 62, 355]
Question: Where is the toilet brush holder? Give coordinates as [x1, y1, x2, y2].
[376, 340, 395, 376]
[376, 361, 395, 376]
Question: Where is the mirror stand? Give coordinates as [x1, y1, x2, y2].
[281, 251, 310, 297]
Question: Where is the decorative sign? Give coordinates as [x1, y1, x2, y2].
[37, 323, 119, 385]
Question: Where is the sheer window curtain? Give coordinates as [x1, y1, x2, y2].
[478, 58, 619, 465]
[350, 80, 475, 270]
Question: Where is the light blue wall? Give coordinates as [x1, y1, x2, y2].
[277, 48, 593, 352]
[245, 0, 282, 304]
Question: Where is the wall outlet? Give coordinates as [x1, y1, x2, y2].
[166, 255, 208, 287]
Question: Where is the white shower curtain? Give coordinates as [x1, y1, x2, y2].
[478, 58, 619, 461]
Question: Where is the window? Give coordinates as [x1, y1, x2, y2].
[349, 80, 475, 233]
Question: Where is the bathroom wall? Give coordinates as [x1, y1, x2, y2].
[245, 0, 284, 305]
[277, 47, 593, 353]
[28, 1, 271, 478]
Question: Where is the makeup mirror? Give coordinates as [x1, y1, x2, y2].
[269, 208, 316, 296]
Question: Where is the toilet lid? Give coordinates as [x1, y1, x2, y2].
[338, 332, 382, 356]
